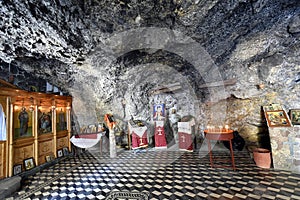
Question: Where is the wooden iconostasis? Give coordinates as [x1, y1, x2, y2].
[0, 81, 72, 179]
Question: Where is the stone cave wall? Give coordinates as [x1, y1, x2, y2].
[0, 61, 47, 92]
[0, 0, 300, 148]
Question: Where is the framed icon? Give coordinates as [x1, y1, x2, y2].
[57, 149, 63, 158]
[23, 157, 36, 171]
[14, 106, 33, 139]
[62, 147, 69, 156]
[265, 110, 291, 127]
[13, 164, 22, 175]
[45, 155, 53, 162]
[153, 104, 165, 121]
[290, 109, 300, 125]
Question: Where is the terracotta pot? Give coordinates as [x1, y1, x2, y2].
[253, 148, 271, 168]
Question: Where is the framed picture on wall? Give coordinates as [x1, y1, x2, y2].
[265, 110, 291, 127]
[57, 149, 63, 158]
[13, 164, 22, 175]
[45, 155, 52, 162]
[23, 157, 36, 171]
[62, 147, 69, 156]
[290, 109, 300, 125]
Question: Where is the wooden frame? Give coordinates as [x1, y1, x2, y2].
[13, 164, 22, 175]
[290, 109, 300, 125]
[265, 110, 291, 127]
[23, 157, 36, 171]
[57, 149, 63, 157]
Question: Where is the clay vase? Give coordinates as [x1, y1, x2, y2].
[253, 148, 271, 168]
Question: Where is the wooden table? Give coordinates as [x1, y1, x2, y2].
[204, 129, 236, 170]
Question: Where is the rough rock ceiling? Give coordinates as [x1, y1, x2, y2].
[1, 0, 300, 127]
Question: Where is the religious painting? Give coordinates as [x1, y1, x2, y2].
[38, 107, 52, 134]
[265, 110, 291, 127]
[63, 147, 69, 156]
[153, 104, 165, 121]
[13, 164, 22, 175]
[45, 154, 54, 162]
[14, 106, 33, 139]
[290, 109, 300, 125]
[23, 157, 36, 171]
[56, 107, 67, 131]
[57, 149, 63, 158]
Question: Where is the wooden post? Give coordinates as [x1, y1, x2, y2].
[5, 97, 10, 178]
[33, 104, 38, 165]
[8, 103, 13, 177]
[127, 124, 131, 150]
[52, 104, 57, 158]
[66, 105, 71, 152]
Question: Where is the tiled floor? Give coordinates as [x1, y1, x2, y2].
[6, 141, 300, 200]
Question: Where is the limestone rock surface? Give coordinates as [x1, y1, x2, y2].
[0, 0, 300, 146]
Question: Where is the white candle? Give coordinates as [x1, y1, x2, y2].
[225, 125, 229, 131]
[219, 126, 223, 132]
[207, 125, 210, 132]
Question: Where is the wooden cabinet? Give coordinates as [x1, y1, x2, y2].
[38, 133, 54, 165]
[0, 80, 72, 179]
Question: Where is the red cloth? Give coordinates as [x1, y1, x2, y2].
[154, 126, 167, 148]
[131, 131, 148, 149]
[75, 134, 97, 139]
[178, 132, 193, 151]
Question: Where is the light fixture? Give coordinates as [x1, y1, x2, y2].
[51, 105, 56, 111]
[51, 98, 56, 111]
[29, 105, 34, 112]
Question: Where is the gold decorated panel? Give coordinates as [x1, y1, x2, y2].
[38, 133, 53, 142]
[57, 136, 68, 150]
[14, 137, 34, 148]
[38, 139, 53, 165]
[57, 130, 68, 138]
[38, 140, 53, 156]
[13, 143, 34, 165]
[0, 141, 6, 179]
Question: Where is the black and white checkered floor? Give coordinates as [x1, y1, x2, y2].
[7, 142, 300, 200]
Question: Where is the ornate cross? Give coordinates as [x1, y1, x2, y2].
[181, 134, 186, 143]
